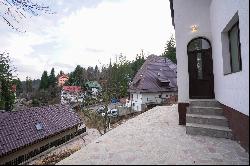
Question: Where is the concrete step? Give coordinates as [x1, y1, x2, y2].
[186, 123, 233, 139]
[186, 114, 229, 127]
[189, 99, 221, 107]
[187, 106, 224, 116]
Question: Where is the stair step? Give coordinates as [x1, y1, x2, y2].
[186, 123, 233, 139]
[186, 114, 229, 127]
[188, 106, 224, 116]
[187, 114, 227, 120]
[190, 99, 221, 107]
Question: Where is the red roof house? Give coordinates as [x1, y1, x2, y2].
[62, 86, 81, 92]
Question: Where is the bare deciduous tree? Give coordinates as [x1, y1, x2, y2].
[0, 0, 55, 32]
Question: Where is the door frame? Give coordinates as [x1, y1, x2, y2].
[187, 37, 215, 99]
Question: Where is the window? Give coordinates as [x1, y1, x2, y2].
[187, 38, 211, 52]
[35, 123, 43, 130]
[221, 12, 242, 74]
[228, 21, 242, 73]
[5, 161, 11, 165]
[196, 52, 203, 79]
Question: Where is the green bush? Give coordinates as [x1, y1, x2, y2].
[32, 99, 41, 107]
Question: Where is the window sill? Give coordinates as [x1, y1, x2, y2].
[224, 70, 242, 76]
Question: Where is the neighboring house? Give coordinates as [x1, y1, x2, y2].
[99, 79, 108, 87]
[170, 0, 249, 151]
[128, 55, 178, 112]
[12, 84, 16, 98]
[61, 86, 84, 105]
[58, 73, 69, 87]
[84, 81, 102, 96]
[11, 85, 16, 93]
[125, 98, 131, 108]
[0, 105, 86, 165]
[119, 97, 127, 106]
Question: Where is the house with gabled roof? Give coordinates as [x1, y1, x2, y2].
[57, 72, 69, 87]
[0, 105, 86, 165]
[128, 55, 177, 112]
[84, 81, 102, 97]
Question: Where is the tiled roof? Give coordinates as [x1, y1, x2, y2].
[0, 105, 82, 157]
[12, 85, 16, 92]
[63, 86, 81, 92]
[129, 55, 177, 93]
[58, 73, 69, 78]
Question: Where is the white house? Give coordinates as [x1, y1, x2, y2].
[170, 0, 249, 151]
[84, 81, 102, 98]
[129, 55, 178, 112]
[61, 86, 85, 105]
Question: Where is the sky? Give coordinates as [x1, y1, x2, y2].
[0, 0, 174, 81]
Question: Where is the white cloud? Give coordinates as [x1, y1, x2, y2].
[0, 0, 174, 81]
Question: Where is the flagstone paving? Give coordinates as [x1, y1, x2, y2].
[58, 105, 249, 165]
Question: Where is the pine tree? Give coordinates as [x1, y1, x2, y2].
[59, 70, 64, 75]
[94, 65, 100, 81]
[87, 66, 95, 81]
[13, 78, 23, 96]
[66, 65, 85, 87]
[48, 68, 57, 87]
[162, 35, 177, 64]
[25, 76, 33, 93]
[131, 54, 145, 78]
[39, 71, 49, 90]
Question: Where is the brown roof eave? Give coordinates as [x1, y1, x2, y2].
[129, 89, 177, 93]
[0, 123, 82, 158]
[169, 0, 175, 28]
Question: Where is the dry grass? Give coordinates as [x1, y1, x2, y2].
[34, 147, 81, 165]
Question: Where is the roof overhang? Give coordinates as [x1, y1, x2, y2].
[128, 89, 177, 93]
[169, 0, 175, 28]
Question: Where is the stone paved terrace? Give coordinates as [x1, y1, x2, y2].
[58, 105, 249, 165]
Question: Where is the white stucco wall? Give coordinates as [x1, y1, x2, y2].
[131, 93, 142, 112]
[131, 92, 177, 111]
[173, 0, 212, 103]
[142, 93, 161, 104]
[141, 92, 175, 103]
[173, 0, 249, 116]
[210, 0, 249, 116]
[61, 90, 84, 104]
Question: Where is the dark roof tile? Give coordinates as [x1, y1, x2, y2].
[129, 55, 177, 93]
[0, 104, 82, 157]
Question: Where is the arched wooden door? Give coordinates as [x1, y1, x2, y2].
[187, 37, 215, 99]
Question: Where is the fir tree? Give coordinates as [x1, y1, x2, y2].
[39, 71, 49, 90]
[162, 35, 177, 64]
[48, 68, 57, 87]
